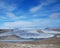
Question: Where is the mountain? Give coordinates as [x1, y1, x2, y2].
[45, 28, 60, 31]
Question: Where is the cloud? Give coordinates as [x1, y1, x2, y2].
[29, 0, 58, 13]
[6, 4, 17, 11]
[32, 18, 60, 28]
[32, 19, 50, 26]
[6, 12, 17, 19]
[0, 18, 60, 29]
[6, 12, 28, 20]
[30, 3, 45, 13]
[0, 16, 7, 20]
[29, 1, 47, 13]
[0, 1, 19, 21]
[50, 13, 60, 19]
[1, 21, 35, 29]
[0, 1, 17, 11]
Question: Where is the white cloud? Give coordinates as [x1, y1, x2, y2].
[0, 16, 7, 20]
[32, 18, 60, 28]
[1, 21, 35, 29]
[6, 5, 17, 11]
[30, 3, 44, 13]
[0, 19, 42, 29]
[50, 13, 60, 19]
[0, 1, 16, 11]
[30, 0, 58, 13]
[6, 12, 17, 19]
[6, 12, 27, 20]
[19, 16, 27, 19]
[0, 1, 19, 21]
[32, 14, 47, 17]
[32, 19, 50, 26]
[1, 18, 60, 29]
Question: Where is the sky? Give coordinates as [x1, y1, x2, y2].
[0, 0, 60, 29]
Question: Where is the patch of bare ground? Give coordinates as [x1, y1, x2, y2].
[0, 42, 60, 48]
[0, 35, 20, 40]
[0, 37, 60, 48]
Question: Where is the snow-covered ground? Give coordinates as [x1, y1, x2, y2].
[0, 29, 55, 39]
[41, 29, 60, 34]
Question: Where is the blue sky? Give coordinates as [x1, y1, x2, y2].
[0, 0, 60, 29]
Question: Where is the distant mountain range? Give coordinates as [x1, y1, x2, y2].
[45, 28, 60, 31]
[0, 28, 60, 33]
[0, 29, 13, 33]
